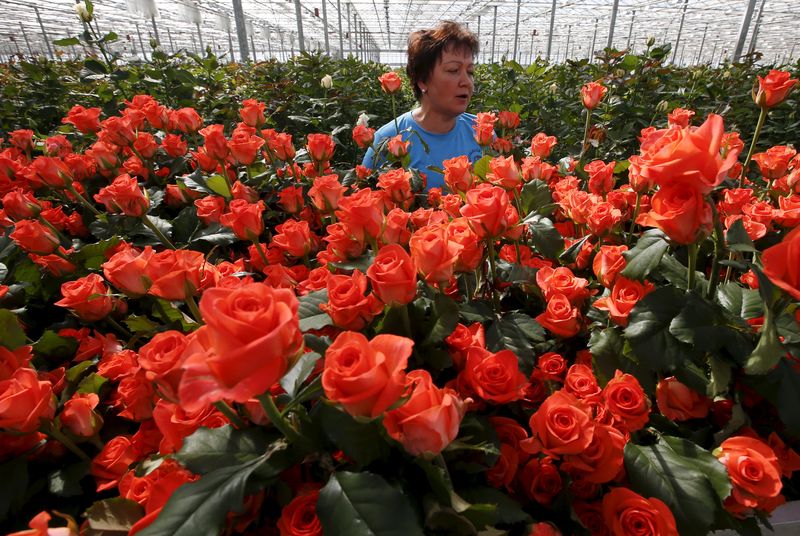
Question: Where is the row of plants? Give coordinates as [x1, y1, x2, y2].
[0, 35, 799, 534]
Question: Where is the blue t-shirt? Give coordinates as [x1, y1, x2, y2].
[362, 111, 483, 190]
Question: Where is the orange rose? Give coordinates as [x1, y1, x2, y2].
[592, 276, 655, 327]
[602, 371, 651, 433]
[637, 114, 740, 194]
[486, 155, 522, 191]
[443, 155, 474, 193]
[322, 331, 411, 418]
[179, 283, 302, 410]
[321, 270, 383, 330]
[562, 423, 625, 484]
[761, 225, 800, 300]
[524, 390, 594, 457]
[445, 322, 485, 369]
[409, 223, 463, 285]
[382, 207, 411, 246]
[641, 183, 712, 245]
[655, 377, 712, 421]
[55, 274, 114, 322]
[536, 266, 591, 305]
[336, 188, 385, 241]
[460, 183, 511, 238]
[592, 245, 628, 288]
[220, 199, 265, 241]
[93, 173, 149, 217]
[63, 105, 102, 133]
[227, 130, 265, 166]
[9, 219, 60, 255]
[383, 369, 465, 456]
[535, 293, 582, 338]
[564, 364, 602, 401]
[378, 72, 402, 93]
[194, 195, 226, 225]
[366, 244, 417, 307]
[198, 124, 229, 161]
[272, 219, 316, 258]
[145, 249, 206, 301]
[585, 160, 616, 196]
[0, 368, 56, 432]
[755, 69, 798, 108]
[91, 435, 138, 492]
[239, 99, 266, 127]
[460, 347, 529, 404]
[530, 132, 557, 158]
[752, 145, 796, 180]
[60, 392, 102, 437]
[715, 436, 783, 515]
[0, 345, 32, 381]
[667, 107, 695, 128]
[103, 245, 154, 297]
[152, 400, 228, 454]
[171, 107, 203, 133]
[352, 124, 375, 149]
[137, 330, 188, 401]
[309, 174, 346, 213]
[602, 487, 678, 536]
[386, 135, 410, 158]
[377, 168, 413, 208]
[581, 81, 607, 109]
[446, 218, 483, 272]
[306, 133, 335, 162]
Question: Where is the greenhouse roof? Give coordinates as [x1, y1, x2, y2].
[0, 1, 796, 67]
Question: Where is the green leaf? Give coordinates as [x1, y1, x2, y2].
[0, 456, 28, 522]
[472, 155, 492, 180]
[458, 301, 494, 323]
[85, 498, 145, 535]
[99, 31, 119, 43]
[316, 404, 389, 466]
[656, 253, 708, 293]
[747, 360, 800, 438]
[317, 471, 424, 536]
[77, 373, 108, 394]
[73, 237, 121, 269]
[191, 224, 237, 246]
[205, 174, 231, 198]
[280, 352, 321, 398]
[744, 306, 783, 374]
[558, 235, 591, 264]
[420, 293, 459, 346]
[625, 437, 727, 535]
[124, 314, 160, 333]
[588, 327, 642, 386]
[486, 312, 544, 375]
[137, 451, 272, 536]
[458, 486, 530, 525]
[519, 180, 553, 216]
[329, 253, 374, 273]
[48, 460, 90, 497]
[716, 283, 762, 320]
[54, 37, 81, 47]
[298, 289, 332, 332]
[624, 287, 698, 372]
[66, 360, 94, 383]
[660, 436, 731, 502]
[621, 229, 669, 281]
[176, 425, 271, 474]
[0, 309, 26, 349]
[84, 59, 108, 74]
[525, 214, 563, 260]
[33, 330, 78, 361]
[303, 334, 331, 355]
[725, 219, 756, 252]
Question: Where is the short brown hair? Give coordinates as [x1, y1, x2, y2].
[406, 21, 479, 101]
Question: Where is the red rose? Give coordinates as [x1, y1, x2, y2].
[524, 390, 594, 457]
[323, 331, 411, 418]
[383, 207, 412, 246]
[519, 456, 562, 505]
[2, 189, 41, 220]
[55, 274, 114, 322]
[171, 107, 203, 133]
[564, 364, 602, 401]
[378, 72, 402, 93]
[162, 134, 188, 157]
[309, 174, 347, 213]
[593, 276, 655, 327]
[497, 110, 520, 130]
[352, 124, 375, 149]
[133, 132, 158, 159]
[152, 400, 227, 454]
[761, 225, 800, 300]
[460, 183, 511, 239]
[198, 124, 229, 161]
[445, 322, 486, 369]
[306, 133, 335, 162]
[562, 423, 625, 484]
[91, 435, 138, 492]
[145, 249, 206, 301]
[138, 330, 188, 401]
[0, 345, 32, 381]
[94, 173, 149, 217]
[366, 244, 417, 307]
[460, 347, 529, 404]
[409, 223, 463, 285]
[443, 155, 474, 193]
[641, 183, 712, 245]
[277, 489, 322, 536]
[655, 376, 712, 421]
[321, 270, 383, 331]
[383, 369, 465, 456]
[536, 266, 591, 305]
[581, 81, 607, 109]
[593, 245, 628, 288]
[179, 283, 302, 410]
[715, 436, 783, 515]
[535, 293, 582, 338]
[537, 352, 567, 382]
[487, 442, 520, 490]
[755, 69, 798, 108]
[194, 195, 226, 225]
[239, 99, 266, 127]
[220, 199, 265, 241]
[0, 368, 55, 432]
[9, 219, 60, 255]
[60, 392, 102, 437]
[228, 129, 265, 166]
[63, 105, 102, 133]
[602, 487, 678, 536]
[602, 371, 651, 433]
[530, 132, 558, 158]
[272, 219, 316, 258]
[103, 245, 154, 297]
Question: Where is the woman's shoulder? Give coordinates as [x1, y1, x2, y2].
[374, 111, 414, 138]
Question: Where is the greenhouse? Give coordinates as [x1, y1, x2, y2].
[0, 1, 799, 535]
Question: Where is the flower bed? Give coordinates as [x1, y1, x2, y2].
[0, 64, 799, 536]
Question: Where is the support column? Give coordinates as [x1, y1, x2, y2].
[546, 0, 556, 60]
[696, 24, 708, 64]
[337, 0, 343, 58]
[322, 0, 330, 55]
[671, 0, 688, 64]
[167, 27, 175, 53]
[20, 23, 33, 57]
[747, 0, 767, 56]
[151, 15, 160, 46]
[135, 22, 147, 60]
[477, 15, 481, 62]
[347, 2, 352, 57]
[512, 0, 521, 62]
[33, 6, 54, 59]
[232, 0, 250, 61]
[227, 26, 235, 62]
[589, 18, 598, 61]
[733, 0, 758, 62]
[607, 0, 620, 49]
[196, 22, 204, 54]
[626, 10, 635, 49]
[491, 5, 497, 63]
[293, 0, 305, 53]
[564, 24, 571, 60]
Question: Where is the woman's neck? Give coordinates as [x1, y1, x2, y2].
[412, 105, 458, 134]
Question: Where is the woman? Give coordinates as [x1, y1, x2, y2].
[362, 21, 483, 191]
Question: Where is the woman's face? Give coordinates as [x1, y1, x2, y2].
[420, 46, 474, 117]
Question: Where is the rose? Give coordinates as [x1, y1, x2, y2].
[227, 130, 265, 166]
[383, 207, 411, 246]
[715, 436, 783, 514]
[267, 132, 296, 161]
[277, 186, 304, 215]
[321, 270, 382, 330]
[593, 245, 628, 288]
[2, 189, 41, 220]
[239, 99, 266, 127]
[497, 110, 520, 130]
[667, 107, 695, 128]
[171, 107, 203, 133]
[585, 160, 616, 196]
[486, 155, 522, 190]
[94, 174, 149, 217]
[443, 155, 474, 193]
[103, 246, 154, 297]
[562, 423, 625, 484]
[445, 218, 483, 272]
[637, 114, 740, 194]
[377, 168, 413, 208]
[277, 489, 322, 536]
[60, 392, 102, 437]
[0, 368, 55, 432]
[335, 188, 385, 240]
[487, 443, 519, 490]
[306, 133, 335, 162]
[530, 132, 558, 158]
[194, 196, 226, 225]
[592, 276, 655, 327]
[153, 400, 227, 454]
[383, 369, 465, 456]
[536, 266, 591, 305]
[272, 219, 316, 258]
[145, 249, 206, 301]
[386, 135, 410, 158]
[460, 347, 528, 404]
[460, 183, 511, 238]
[55, 274, 114, 322]
[378, 72, 402, 93]
[367, 244, 417, 307]
[752, 145, 796, 180]
[0, 345, 32, 381]
[9, 219, 60, 255]
[602, 371, 651, 432]
[754, 69, 799, 108]
[198, 124, 229, 161]
[138, 330, 188, 400]
[523, 390, 594, 457]
[564, 364, 602, 401]
[602, 487, 678, 536]
[519, 456, 562, 505]
[219, 199, 265, 241]
[535, 293, 582, 338]
[309, 174, 347, 213]
[409, 223, 463, 285]
[63, 105, 102, 133]
[528, 522, 562, 536]
[537, 352, 567, 382]
[445, 322, 485, 369]
[91, 435, 138, 492]
[641, 183, 712, 245]
[133, 132, 158, 159]
[655, 377, 712, 421]
[351, 124, 375, 149]
[581, 81, 607, 109]
[761, 225, 800, 300]
[322, 331, 411, 418]
[320, 73, 333, 89]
